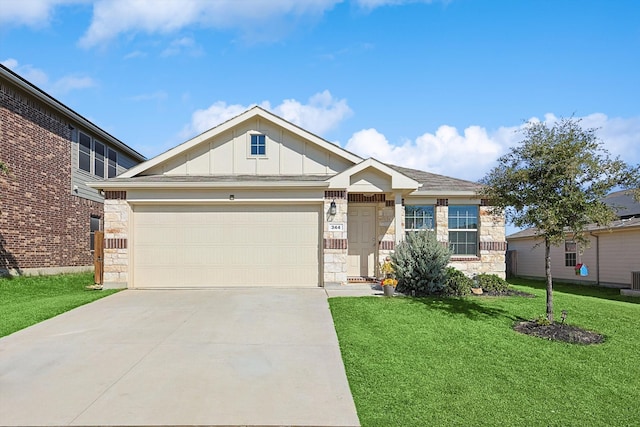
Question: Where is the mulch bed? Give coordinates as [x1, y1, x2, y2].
[513, 321, 605, 345]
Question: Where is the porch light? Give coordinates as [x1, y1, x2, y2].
[329, 200, 337, 216]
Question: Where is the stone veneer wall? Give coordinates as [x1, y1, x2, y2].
[103, 192, 129, 287]
[323, 191, 348, 285]
[377, 202, 397, 271]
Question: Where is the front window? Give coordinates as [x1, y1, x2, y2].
[405, 206, 435, 233]
[448, 205, 478, 255]
[565, 241, 577, 267]
[250, 134, 266, 156]
[94, 141, 105, 178]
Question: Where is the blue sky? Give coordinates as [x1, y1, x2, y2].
[2, 0, 639, 186]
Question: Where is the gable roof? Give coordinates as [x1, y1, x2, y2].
[120, 106, 362, 178]
[328, 158, 421, 191]
[0, 64, 145, 162]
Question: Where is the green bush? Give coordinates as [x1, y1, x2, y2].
[443, 267, 473, 296]
[475, 273, 509, 292]
[391, 231, 451, 295]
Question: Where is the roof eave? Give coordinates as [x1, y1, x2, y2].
[87, 180, 330, 190]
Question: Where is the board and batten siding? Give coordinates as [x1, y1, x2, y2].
[144, 118, 353, 177]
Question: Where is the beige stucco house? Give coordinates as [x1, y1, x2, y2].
[90, 107, 506, 288]
[507, 190, 640, 293]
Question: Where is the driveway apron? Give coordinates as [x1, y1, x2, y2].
[0, 289, 360, 427]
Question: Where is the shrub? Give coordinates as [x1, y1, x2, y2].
[475, 273, 509, 292]
[391, 231, 451, 295]
[443, 267, 473, 296]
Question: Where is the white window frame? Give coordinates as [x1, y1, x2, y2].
[77, 132, 117, 178]
[565, 240, 577, 267]
[405, 205, 435, 234]
[448, 205, 478, 256]
[249, 133, 267, 157]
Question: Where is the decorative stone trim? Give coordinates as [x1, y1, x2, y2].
[380, 240, 395, 250]
[324, 238, 348, 249]
[348, 193, 385, 203]
[105, 191, 127, 200]
[324, 190, 346, 199]
[436, 198, 449, 206]
[451, 256, 481, 262]
[385, 199, 405, 207]
[480, 198, 490, 206]
[105, 238, 127, 249]
[480, 241, 507, 251]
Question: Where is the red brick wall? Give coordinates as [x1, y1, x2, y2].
[0, 81, 103, 271]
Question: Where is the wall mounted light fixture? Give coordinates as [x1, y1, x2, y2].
[229, 194, 235, 200]
[329, 199, 337, 215]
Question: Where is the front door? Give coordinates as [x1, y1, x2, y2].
[347, 205, 376, 277]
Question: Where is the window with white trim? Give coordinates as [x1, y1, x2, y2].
[405, 205, 435, 233]
[250, 134, 266, 156]
[565, 241, 577, 267]
[107, 148, 118, 178]
[94, 141, 105, 178]
[448, 205, 478, 255]
[79, 132, 92, 173]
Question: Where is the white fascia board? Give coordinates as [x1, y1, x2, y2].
[120, 106, 361, 178]
[127, 198, 323, 204]
[87, 180, 330, 190]
[328, 157, 420, 190]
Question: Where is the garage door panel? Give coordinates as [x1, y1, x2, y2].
[133, 204, 320, 287]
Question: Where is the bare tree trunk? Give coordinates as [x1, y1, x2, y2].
[545, 238, 553, 323]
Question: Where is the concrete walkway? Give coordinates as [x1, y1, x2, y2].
[0, 288, 366, 426]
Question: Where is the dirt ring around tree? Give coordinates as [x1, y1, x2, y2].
[513, 321, 605, 345]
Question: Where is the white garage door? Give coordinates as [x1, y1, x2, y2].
[132, 204, 320, 288]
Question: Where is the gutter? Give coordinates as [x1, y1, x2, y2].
[589, 231, 600, 285]
[87, 180, 331, 190]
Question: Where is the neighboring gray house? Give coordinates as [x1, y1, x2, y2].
[507, 190, 640, 293]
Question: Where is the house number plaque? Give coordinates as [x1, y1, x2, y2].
[329, 223, 345, 231]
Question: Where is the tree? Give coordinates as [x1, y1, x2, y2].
[0, 161, 7, 175]
[479, 117, 639, 322]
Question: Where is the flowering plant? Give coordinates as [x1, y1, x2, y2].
[380, 256, 397, 287]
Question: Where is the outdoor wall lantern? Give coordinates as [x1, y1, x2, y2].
[329, 199, 337, 216]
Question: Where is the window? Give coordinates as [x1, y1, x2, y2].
[79, 132, 92, 173]
[250, 134, 266, 156]
[94, 141, 105, 178]
[405, 205, 435, 233]
[107, 148, 118, 178]
[90, 216, 101, 251]
[448, 205, 478, 255]
[565, 241, 577, 267]
[78, 132, 118, 178]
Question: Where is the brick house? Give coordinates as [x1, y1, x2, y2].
[90, 107, 506, 288]
[0, 64, 145, 275]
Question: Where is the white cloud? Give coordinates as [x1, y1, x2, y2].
[345, 113, 640, 182]
[79, 0, 342, 48]
[346, 125, 504, 181]
[354, 0, 434, 10]
[160, 37, 203, 57]
[0, 0, 87, 27]
[180, 90, 352, 139]
[1, 58, 96, 95]
[127, 91, 169, 102]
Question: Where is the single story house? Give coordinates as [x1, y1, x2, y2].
[0, 64, 145, 276]
[90, 107, 506, 288]
[507, 189, 640, 292]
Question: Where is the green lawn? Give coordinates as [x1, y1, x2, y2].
[329, 278, 640, 427]
[0, 272, 120, 337]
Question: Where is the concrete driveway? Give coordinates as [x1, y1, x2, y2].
[0, 289, 361, 426]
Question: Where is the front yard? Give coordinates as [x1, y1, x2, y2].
[0, 272, 119, 337]
[329, 278, 640, 427]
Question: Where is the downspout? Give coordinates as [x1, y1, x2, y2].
[589, 231, 600, 285]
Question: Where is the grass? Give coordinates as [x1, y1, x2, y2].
[0, 272, 120, 337]
[329, 278, 640, 427]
